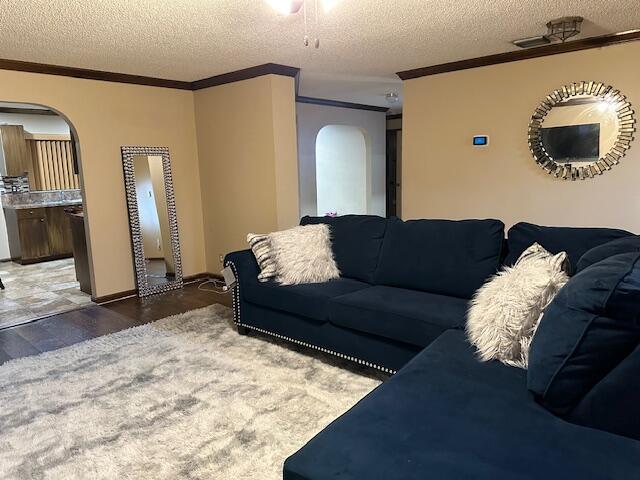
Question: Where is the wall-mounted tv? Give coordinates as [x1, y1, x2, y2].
[540, 123, 600, 162]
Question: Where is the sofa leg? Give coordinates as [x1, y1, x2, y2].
[237, 325, 249, 335]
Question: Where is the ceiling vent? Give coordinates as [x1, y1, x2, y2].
[512, 36, 552, 48]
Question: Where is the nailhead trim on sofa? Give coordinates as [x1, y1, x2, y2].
[226, 261, 396, 375]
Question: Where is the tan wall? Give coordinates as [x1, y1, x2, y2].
[194, 75, 299, 272]
[271, 76, 300, 230]
[402, 42, 640, 233]
[0, 69, 206, 298]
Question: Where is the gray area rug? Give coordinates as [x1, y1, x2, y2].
[0, 304, 382, 479]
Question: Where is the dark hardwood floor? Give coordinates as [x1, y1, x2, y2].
[0, 282, 231, 364]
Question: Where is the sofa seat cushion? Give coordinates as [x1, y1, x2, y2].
[243, 278, 370, 322]
[504, 222, 633, 273]
[300, 215, 387, 283]
[328, 286, 468, 348]
[374, 217, 505, 299]
[284, 331, 640, 480]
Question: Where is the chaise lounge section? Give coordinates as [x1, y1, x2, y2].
[284, 328, 640, 479]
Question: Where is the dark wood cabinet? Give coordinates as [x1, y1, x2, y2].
[17, 216, 51, 260]
[5, 206, 74, 264]
[68, 210, 92, 295]
[0, 125, 34, 187]
[45, 207, 73, 256]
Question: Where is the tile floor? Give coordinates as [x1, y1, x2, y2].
[0, 258, 93, 329]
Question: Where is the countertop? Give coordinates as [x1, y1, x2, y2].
[3, 199, 83, 210]
[1, 189, 82, 210]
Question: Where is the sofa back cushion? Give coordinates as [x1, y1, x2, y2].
[576, 235, 640, 273]
[374, 218, 505, 299]
[527, 252, 640, 416]
[504, 222, 632, 274]
[300, 215, 387, 283]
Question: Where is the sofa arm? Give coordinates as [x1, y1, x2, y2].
[224, 249, 260, 285]
[224, 250, 259, 328]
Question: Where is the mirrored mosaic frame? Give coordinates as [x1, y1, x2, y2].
[121, 146, 183, 297]
[528, 81, 636, 180]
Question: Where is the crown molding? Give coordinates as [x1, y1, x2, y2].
[296, 96, 388, 112]
[0, 58, 193, 89]
[0, 59, 300, 91]
[5, 30, 637, 92]
[192, 63, 300, 90]
[397, 30, 640, 80]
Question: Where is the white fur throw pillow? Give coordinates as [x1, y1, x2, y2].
[466, 243, 570, 369]
[247, 224, 340, 285]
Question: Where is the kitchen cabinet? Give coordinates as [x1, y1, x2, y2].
[0, 125, 35, 188]
[45, 206, 74, 256]
[5, 206, 74, 264]
[67, 209, 91, 295]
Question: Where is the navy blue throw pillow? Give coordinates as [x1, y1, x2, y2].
[527, 252, 640, 416]
[504, 222, 632, 274]
[374, 217, 504, 299]
[576, 235, 640, 273]
[300, 215, 387, 284]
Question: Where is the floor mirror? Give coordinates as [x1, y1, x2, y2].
[121, 146, 183, 297]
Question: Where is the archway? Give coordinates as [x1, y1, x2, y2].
[0, 100, 93, 328]
[315, 125, 370, 216]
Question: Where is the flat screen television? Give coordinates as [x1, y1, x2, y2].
[540, 123, 600, 162]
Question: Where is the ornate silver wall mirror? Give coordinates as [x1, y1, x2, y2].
[121, 146, 183, 297]
[528, 81, 636, 180]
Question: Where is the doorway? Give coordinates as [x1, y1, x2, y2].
[386, 115, 402, 217]
[0, 102, 92, 328]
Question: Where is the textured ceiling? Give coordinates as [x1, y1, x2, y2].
[0, 0, 638, 107]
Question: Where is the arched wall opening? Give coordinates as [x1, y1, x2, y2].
[0, 68, 209, 301]
[0, 100, 95, 321]
[295, 102, 387, 219]
[315, 125, 371, 216]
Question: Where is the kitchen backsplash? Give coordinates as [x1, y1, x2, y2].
[0, 175, 30, 194]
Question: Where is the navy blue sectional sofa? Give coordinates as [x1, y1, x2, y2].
[224, 215, 640, 479]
